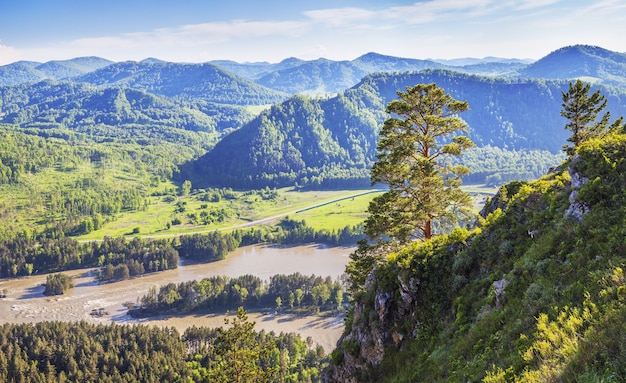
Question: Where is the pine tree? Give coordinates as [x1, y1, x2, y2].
[365, 83, 475, 245]
[561, 79, 623, 155]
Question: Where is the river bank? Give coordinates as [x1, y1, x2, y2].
[0, 244, 352, 352]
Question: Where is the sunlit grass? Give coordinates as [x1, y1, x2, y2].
[292, 191, 380, 231]
[79, 188, 377, 240]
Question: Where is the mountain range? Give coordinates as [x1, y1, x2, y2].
[1, 44, 626, 188]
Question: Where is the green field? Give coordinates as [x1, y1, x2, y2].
[7, 178, 496, 241]
[78, 188, 379, 240]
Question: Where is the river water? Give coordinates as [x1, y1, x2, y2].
[0, 244, 352, 351]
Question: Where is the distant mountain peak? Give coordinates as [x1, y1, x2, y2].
[140, 57, 167, 64]
[278, 57, 305, 65]
[520, 44, 626, 84]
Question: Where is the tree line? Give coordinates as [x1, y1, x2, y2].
[131, 272, 345, 317]
[0, 220, 362, 279]
[0, 235, 178, 279]
[0, 311, 327, 382]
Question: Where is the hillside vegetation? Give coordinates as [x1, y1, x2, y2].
[326, 130, 626, 381]
[2, 45, 626, 192]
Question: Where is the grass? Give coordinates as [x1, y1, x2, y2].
[292, 191, 381, 231]
[78, 188, 377, 240]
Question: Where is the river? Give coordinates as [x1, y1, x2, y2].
[0, 244, 352, 352]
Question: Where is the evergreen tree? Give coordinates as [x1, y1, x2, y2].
[365, 83, 475, 244]
[210, 307, 277, 382]
[561, 79, 623, 155]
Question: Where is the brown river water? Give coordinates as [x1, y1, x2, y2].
[0, 244, 352, 352]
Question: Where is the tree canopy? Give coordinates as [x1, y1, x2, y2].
[365, 83, 475, 244]
[561, 79, 624, 155]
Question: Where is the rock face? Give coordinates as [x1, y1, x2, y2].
[565, 155, 590, 221]
[324, 264, 420, 382]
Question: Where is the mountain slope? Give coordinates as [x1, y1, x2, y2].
[74, 61, 288, 105]
[352, 52, 446, 73]
[248, 53, 524, 95]
[326, 131, 626, 381]
[255, 58, 369, 95]
[187, 90, 385, 188]
[0, 80, 219, 145]
[209, 57, 306, 80]
[34, 57, 115, 79]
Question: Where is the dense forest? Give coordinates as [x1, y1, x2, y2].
[0, 217, 362, 278]
[0, 313, 327, 382]
[0, 235, 178, 279]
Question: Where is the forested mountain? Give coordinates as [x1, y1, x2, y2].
[0, 80, 223, 145]
[73, 60, 288, 105]
[188, 69, 626, 188]
[209, 56, 307, 79]
[352, 52, 446, 73]
[255, 58, 370, 95]
[232, 52, 524, 95]
[1, 45, 622, 98]
[0, 57, 113, 86]
[520, 45, 626, 86]
[432, 56, 533, 66]
[1, 45, 625, 191]
[357, 70, 626, 150]
[186, 87, 386, 188]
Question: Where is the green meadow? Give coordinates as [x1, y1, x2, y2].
[77, 187, 378, 240]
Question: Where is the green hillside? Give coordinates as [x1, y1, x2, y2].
[0, 80, 224, 145]
[326, 131, 626, 382]
[187, 90, 385, 189]
[0, 57, 113, 86]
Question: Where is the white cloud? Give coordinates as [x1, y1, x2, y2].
[514, 0, 562, 10]
[303, 0, 570, 27]
[72, 19, 310, 49]
[304, 0, 505, 27]
[2, 19, 314, 63]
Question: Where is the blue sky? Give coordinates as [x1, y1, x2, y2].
[0, 0, 624, 65]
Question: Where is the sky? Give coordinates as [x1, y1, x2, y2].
[0, 0, 625, 65]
